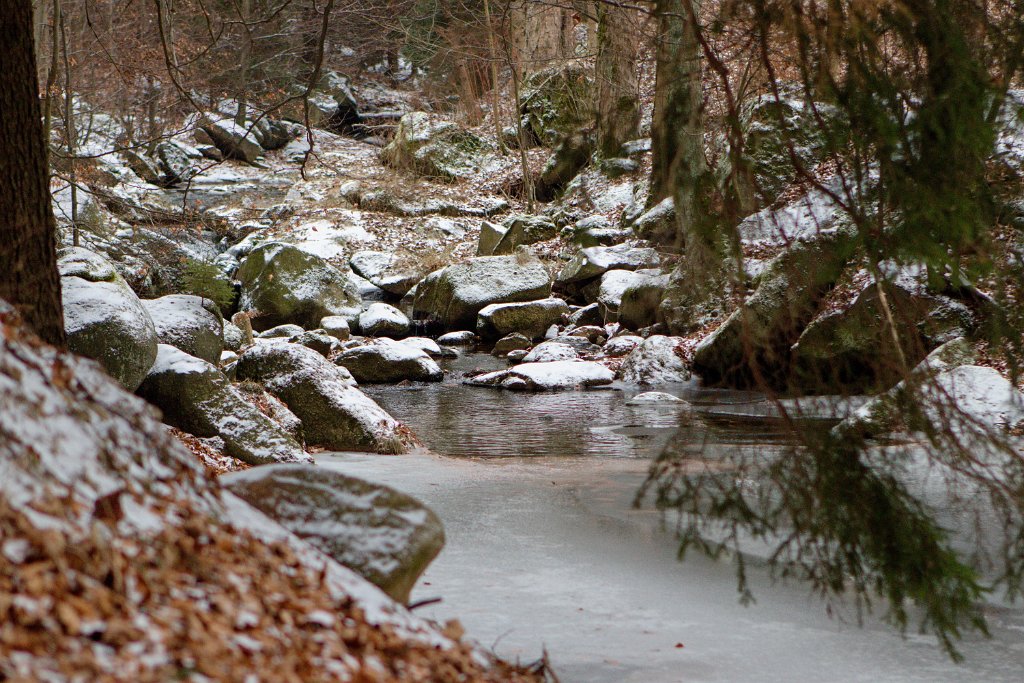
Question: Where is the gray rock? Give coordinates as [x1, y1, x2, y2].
[476, 297, 570, 341]
[223, 321, 245, 351]
[155, 141, 194, 186]
[320, 315, 351, 340]
[491, 214, 558, 255]
[569, 302, 603, 327]
[200, 116, 264, 164]
[491, 332, 532, 356]
[122, 149, 162, 185]
[137, 345, 308, 465]
[59, 247, 157, 391]
[293, 329, 341, 357]
[618, 274, 670, 330]
[335, 339, 443, 383]
[437, 330, 476, 345]
[349, 251, 422, 297]
[223, 464, 444, 603]
[602, 334, 643, 358]
[359, 303, 411, 338]
[557, 244, 661, 285]
[618, 335, 692, 384]
[236, 342, 413, 453]
[465, 360, 614, 391]
[259, 323, 306, 339]
[236, 242, 361, 331]
[477, 221, 508, 256]
[630, 197, 675, 244]
[522, 341, 579, 363]
[142, 294, 224, 364]
[414, 255, 553, 331]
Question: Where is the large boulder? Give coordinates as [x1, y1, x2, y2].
[520, 64, 594, 146]
[142, 294, 224, 364]
[691, 228, 857, 388]
[349, 250, 421, 296]
[236, 342, 414, 453]
[617, 336, 692, 384]
[59, 247, 158, 391]
[200, 116, 264, 163]
[137, 345, 309, 465]
[521, 341, 579, 363]
[236, 242, 361, 331]
[359, 303, 411, 338]
[491, 214, 558, 255]
[413, 255, 553, 330]
[335, 340, 443, 383]
[618, 273, 671, 330]
[223, 465, 444, 603]
[476, 297, 570, 341]
[789, 274, 974, 393]
[154, 141, 195, 186]
[380, 112, 494, 180]
[557, 244, 661, 286]
[465, 360, 614, 391]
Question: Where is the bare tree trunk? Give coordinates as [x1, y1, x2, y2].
[511, 0, 574, 74]
[595, 0, 640, 158]
[41, 0, 60, 164]
[235, 0, 253, 125]
[649, 0, 706, 250]
[60, 1, 77, 247]
[0, 0, 66, 346]
[483, 0, 505, 151]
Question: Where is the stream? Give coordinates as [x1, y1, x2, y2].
[323, 353, 1024, 682]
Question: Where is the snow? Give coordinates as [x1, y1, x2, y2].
[626, 391, 687, 405]
[359, 303, 410, 331]
[522, 341, 579, 363]
[466, 360, 615, 391]
[399, 337, 443, 356]
[738, 184, 840, 245]
[437, 331, 476, 345]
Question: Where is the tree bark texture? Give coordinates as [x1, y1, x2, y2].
[595, 1, 640, 157]
[0, 0, 66, 346]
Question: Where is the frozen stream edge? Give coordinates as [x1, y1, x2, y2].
[321, 452, 1024, 683]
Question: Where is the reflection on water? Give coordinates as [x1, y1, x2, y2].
[361, 352, 809, 459]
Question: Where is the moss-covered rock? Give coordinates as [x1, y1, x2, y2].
[59, 247, 158, 391]
[413, 255, 553, 331]
[476, 297, 570, 341]
[520, 64, 594, 146]
[236, 342, 414, 453]
[236, 242, 361, 331]
[380, 112, 495, 180]
[223, 465, 444, 603]
[142, 294, 224, 365]
[691, 228, 858, 388]
[618, 274, 671, 330]
[137, 345, 308, 465]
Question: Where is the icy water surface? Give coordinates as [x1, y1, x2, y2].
[341, 353, 1024, 682]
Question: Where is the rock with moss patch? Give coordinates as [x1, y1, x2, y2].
[142, 294, 224, 365]
[236, 242, 361, 331]
[237, 342, 413, 453]
[223, 464, 444, 602]
[380, 112, 495, 180]
[618, 273, 671, 330]
[138, 344, 308, 465]
[520, 64, 594, 146]
[557, 244, 660, 286]
[413, 255, 553, 330]
[59, 247, 158, 391]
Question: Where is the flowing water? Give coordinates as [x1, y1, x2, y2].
[324, 352, 1024, 682]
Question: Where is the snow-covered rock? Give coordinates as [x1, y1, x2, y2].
[602, 335, 644, 358]
[141, 294, 224, 364]
[465, 360, 615, 391]
[413, 255, 553, 330]
[349, 250, 422, 296]
[237, 343, 414, 453]
[59, 247, 157, 391]
[236, 242, 361, 331]
[359, 302, 411, 338]
[617, 336, 692, 384]
[380, 111, 497, 180]
[137, 345, 309, 465]
[224, 464, 445, 603]
[476, 297, 570, 341]
[320, 315, 351, 340]
[335, 339, 443, 384]
[259, 323, 305, 338]
[521, 341, 579, 363]
[437, 330, 476, 345]
[491, 332, 532, 356]
[626, 391, 688, 405]
[557, 244, 661, 285]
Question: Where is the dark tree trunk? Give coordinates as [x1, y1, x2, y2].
[0, 0, 65, 346]
[649, 0, 706, 250]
